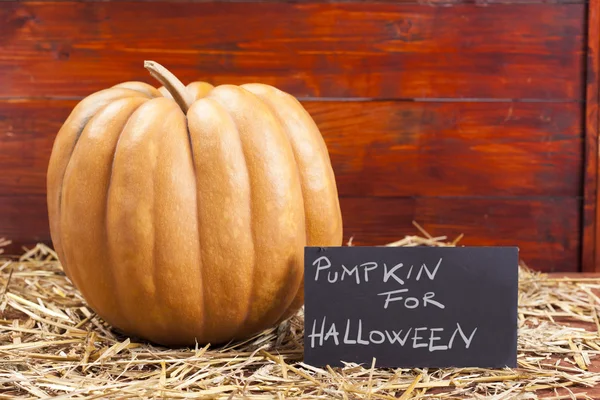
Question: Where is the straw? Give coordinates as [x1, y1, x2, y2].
[1, 226, 600, 399]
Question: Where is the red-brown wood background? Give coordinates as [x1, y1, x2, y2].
[0, 0, 598, 272]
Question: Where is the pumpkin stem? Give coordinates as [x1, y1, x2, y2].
[144, 60, 194, 113]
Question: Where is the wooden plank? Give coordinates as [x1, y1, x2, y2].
[0, 2, 585, 99]
[0, 100, 72, 195]
[0, 195, 580, 272]
[44, 0, 588, 3]
[0, 196, 52, 254]
[339, 196, 580, 272]
[583, 0, 600, 272]
[306, 101, 582, 197]
[0, 99, 582, 197]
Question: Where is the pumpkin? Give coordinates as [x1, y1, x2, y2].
[46, 61, 343, 346]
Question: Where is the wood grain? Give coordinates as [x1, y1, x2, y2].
[0, 2, 585, 99]
[306, 101, 582, 197]
[0, 195, 580, 272]
[0, 0, 591, 274]
[0, 99, 582, 197]
[341, 196, 580, 272]
[0, 196, 52, 254]
[583, 0, 600, 272]
[40, 0, 588, 3]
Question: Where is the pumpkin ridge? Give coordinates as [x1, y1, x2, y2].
[247, 91, 305, 327]
[147, 98, 203, 344]
[53, 120, 87, 282]
[184, 118, 206, 345]
[50, 89, 119, 277]
[247, 90, 305, 324]
[231, 100, 256, 341]
[150, 101, 188, 342]
[104, 99, 149, 329]
[208, 87, 259, 339]
[149, 100, 172, 339]
[105, 99, 150, 211]
[187, 97, 255, 344]
[57, 100, 117, 296]
[192, 165, 205, 345]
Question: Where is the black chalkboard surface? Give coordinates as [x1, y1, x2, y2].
[303, 246, 518, 368]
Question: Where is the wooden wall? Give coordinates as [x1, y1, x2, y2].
[0, 0, 596, 272]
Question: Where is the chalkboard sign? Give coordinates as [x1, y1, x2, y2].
[303, 246, 518, 368]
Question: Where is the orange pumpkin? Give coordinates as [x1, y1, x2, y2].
[47, 61, 343, 346]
